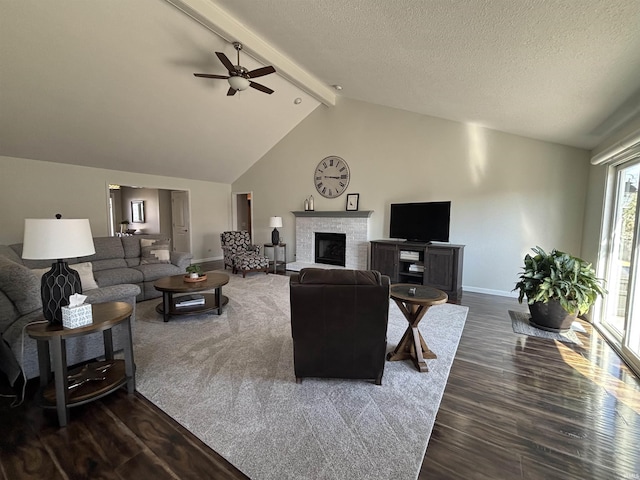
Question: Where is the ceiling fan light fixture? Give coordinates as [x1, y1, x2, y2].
[228, 75, 250, 91]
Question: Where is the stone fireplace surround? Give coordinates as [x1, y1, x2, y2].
[289, 211, 373, 271]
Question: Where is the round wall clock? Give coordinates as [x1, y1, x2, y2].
[314, 156, 350, 198]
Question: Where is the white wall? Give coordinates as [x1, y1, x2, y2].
[232, 98, 592, 295]
[0, 156, 231, 262]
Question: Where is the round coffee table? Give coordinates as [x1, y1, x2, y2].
[387, 284, 448, 372]
[153, 272, 230, 322]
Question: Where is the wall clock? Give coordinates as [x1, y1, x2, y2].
[314, 156, 350, 198]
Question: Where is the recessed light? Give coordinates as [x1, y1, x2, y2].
[294, 97, 302, 105]
[332, 84, 343, 91]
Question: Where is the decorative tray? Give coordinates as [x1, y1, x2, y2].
[184, 274, 207, 283]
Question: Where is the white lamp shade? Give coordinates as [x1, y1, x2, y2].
[22, 218, 95, 260]
[269, 216, 283, 228]
[228, 76, 250, 91]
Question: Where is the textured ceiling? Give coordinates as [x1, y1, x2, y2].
[2, 0, 640, 184]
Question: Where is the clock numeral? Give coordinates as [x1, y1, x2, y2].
[322, 187, 327, 194]
[317, 169, 323, 174]
[340, 174, 348, 179]
[339, 182, 345, 188]
[329, 158, 334, 166]
[323, 161, 328, 169]
[336, 161, 341, 168]
[316, 182, 323, 188]
[328, 189, 333, 196]
[315, 176, 322, 181]
[339, 167, 346, 172]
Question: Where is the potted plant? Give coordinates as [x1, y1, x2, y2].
[185, 264, 203, 279]
[514, 246, 606, 332]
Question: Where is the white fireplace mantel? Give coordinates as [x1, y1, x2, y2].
[291, 210, 374, 218]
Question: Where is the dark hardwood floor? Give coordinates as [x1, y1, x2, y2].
[2, 263, 639, 479]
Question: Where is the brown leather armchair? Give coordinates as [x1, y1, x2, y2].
[290, 268, 391, 385]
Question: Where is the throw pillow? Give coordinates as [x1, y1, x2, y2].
[31, 262, 99, 291]
[0, 255, 42, 315]
[140, 239, 171, 264]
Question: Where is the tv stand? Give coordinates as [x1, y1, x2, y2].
[370, 240, 464, 300]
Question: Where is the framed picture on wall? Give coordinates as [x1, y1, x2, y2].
[346, 193, 359, 211]
[131, 200, 145, 223]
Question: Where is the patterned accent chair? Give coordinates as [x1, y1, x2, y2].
[220, 231, 269, 278]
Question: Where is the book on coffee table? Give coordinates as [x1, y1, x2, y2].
[175, 294, 205, 307]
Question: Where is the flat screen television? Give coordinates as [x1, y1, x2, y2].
[389, 201, 451, 242]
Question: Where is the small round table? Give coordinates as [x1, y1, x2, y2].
[387, 284, 448, 372]
[26, 302, 135, 427]
[263, 243, 287, 274]
[153, 272, 229, 322]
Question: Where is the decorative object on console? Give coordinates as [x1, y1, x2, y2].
[304, 198, 309, 211]
[346, 193, 359, 211]
[22, 215, 96, 324]
[314, 156, 350, 198]
[269, 216, 283, 245]
[308, 195, 314, 211]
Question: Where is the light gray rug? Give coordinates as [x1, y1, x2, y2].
[509, 310, 583, 345]
[133, 272, 469, 480]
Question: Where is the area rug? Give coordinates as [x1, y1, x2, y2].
[133, 272, 468, 480]
[509, 309, 583, 345]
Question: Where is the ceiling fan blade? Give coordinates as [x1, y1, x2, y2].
[249, 81, 274, 95]
[194, 73, 230, 79]
[216, 51, 236, 73]
[227, 87, 237, 96]
[247, 65, 276, 79]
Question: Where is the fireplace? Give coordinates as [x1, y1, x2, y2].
[315, 232, 346, 266]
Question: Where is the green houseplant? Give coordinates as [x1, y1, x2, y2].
[185, 264, 203, 277]
[514, 246, 606, 332]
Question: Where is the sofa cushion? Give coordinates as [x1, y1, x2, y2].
[91, 258, 128, 272]
[84, 237, 125, 262]
[0, 290, 20, 334]
[93, 267, 144, 287]
[140, 239, 170, 264]
[133, 263, 183, 282]
[84, 284, 141, 304]
[0, 255, 42, 315]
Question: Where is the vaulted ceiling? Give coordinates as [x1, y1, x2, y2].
[2, 0, 640, 184]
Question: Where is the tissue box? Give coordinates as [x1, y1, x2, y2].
[61, 303, 93, 328]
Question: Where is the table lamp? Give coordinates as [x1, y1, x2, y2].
[269, 216, 283, 245]
[22, 215, 96, 324]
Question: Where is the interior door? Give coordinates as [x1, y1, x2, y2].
[171, 190, 191, 253]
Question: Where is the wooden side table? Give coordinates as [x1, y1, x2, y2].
[387, 284, 448, 372]
[264, 243, 287, 274]
[26, 302, 135, 427]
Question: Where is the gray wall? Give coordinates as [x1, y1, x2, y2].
[0, 155, 231, 262]
[232, 97, 592, 295]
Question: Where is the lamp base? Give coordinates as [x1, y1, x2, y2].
[271, 228, 280, 246]
[41, 260, 83, 324]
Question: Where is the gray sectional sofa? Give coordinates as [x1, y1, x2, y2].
[0, 234, 192, 385]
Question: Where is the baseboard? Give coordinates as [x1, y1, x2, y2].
[462, 286, 518, 298]
[192, 255, 223, 264]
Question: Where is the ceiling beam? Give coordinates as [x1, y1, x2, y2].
[165, 0, 336, 106]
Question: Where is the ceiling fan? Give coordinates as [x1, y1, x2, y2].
[194, 42, 276, 96]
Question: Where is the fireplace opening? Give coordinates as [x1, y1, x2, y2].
[315, 232, 346, 266]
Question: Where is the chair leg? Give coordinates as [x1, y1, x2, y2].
[296, 377, 302, 384]
[242, 271, 246, 278]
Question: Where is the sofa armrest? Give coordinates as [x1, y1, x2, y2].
[171, 251, 193, 270]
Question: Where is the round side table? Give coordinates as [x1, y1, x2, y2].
[387, 284, 448, 372]
[26, 301, 135, 427]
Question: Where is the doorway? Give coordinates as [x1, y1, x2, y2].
[108, 184, 191, 253]
[232, 192, 253, 240]
[599, 160, 640, 373]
